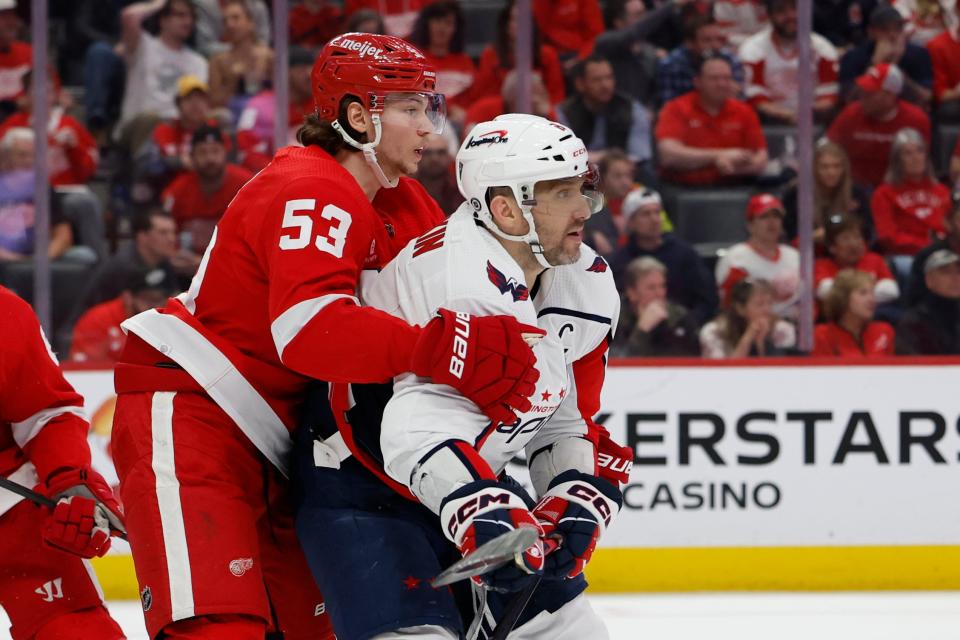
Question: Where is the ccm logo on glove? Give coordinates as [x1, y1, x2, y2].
[446, 490, 513, 539]
[567, 483, 614, 527]
[448, 312, 470, 379]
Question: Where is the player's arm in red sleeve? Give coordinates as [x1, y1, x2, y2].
[0, 290, 91, 483]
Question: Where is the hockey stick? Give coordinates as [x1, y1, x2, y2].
[0, 475, 128, 541]
[432, 527, 540, 588]
[488, 537, 560, 640]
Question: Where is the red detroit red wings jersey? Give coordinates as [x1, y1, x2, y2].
[0, 286, 91, 516]
[118, 146, 444, 474]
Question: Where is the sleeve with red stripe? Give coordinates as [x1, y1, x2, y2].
[0, 287, 91, 482]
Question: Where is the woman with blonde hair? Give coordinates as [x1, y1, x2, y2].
[871, 126, 950, 255]
[813, 269, 895, 356]
[782, 139, 871, 247]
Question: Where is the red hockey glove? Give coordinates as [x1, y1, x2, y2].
[41, 467, 125, 558]
[411, 309, 544, 425]
[439, 480, 545, 593]
[533, 470, 622, 579]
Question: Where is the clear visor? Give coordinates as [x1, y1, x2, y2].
[379, 92, 447, 135]
[525, 164, 604, 214]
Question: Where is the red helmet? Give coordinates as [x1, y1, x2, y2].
[311, 32, 439, 122]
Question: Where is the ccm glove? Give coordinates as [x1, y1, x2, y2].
[41, 467, 125, 558]
[439, 480, 545, 593]
[533, 470, 622, 579]
[411, 309, 544, 425]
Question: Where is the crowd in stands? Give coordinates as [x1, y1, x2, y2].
[4, 0, 960, 365]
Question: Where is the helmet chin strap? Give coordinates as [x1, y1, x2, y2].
[477, 204, 554, 269]
[332, 113, 399, 189]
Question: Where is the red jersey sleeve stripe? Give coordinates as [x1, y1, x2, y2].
[271, 293, 360, 359]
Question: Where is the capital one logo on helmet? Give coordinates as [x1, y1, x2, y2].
[336, 38, 384, 60]
[466, 130, 509, 148]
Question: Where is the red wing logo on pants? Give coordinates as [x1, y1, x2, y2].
[229, 557, 255, 577]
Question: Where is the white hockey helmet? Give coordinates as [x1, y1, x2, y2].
[456, 114, 603, 268]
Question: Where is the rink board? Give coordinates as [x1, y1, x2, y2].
[65, 358, 960, 596]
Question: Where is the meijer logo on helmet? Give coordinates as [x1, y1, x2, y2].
[337, 38, 383, 60]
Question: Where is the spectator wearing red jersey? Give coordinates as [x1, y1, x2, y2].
[0, 0, 30, 117]
[700, 278, 796, 358]
[150, 75, 218, 180]
[236, 47, 315, 173]
[0, 69, 98, 187]
[926, 2, 960, 120]
[815, 213, 899, 304]
[656, 54, 768, 186]
[162, 124, 254, 272]
[827, 63, 931, 187]
[463, 70, 557, 133]
[408, 1, 475, 128]
[532, 0, 604, 63]
[738, 0, 840, 124]
[208, 0, 274, 112]
[70, 266, 176, 364]
[472, 0, 567, 105]
[871, 126, 949, 255]
[814, 269, 895, 357]
[344, 0, 427, 37]
[716, 193, 801, 318]
[290, 0, 343, 49]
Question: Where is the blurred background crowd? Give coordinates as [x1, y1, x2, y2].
[5, 0, 960, 363]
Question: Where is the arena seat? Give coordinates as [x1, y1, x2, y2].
[933, 124, 960, 178]
[669, 188, 753, 259]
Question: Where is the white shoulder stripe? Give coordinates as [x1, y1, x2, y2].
[11, 405, 87, 449]
[271, 293, 359, 360]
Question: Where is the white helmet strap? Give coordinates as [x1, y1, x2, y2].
[332, 113, 399, 189]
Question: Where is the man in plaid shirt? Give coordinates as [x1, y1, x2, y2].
[657, 13, 745, 105]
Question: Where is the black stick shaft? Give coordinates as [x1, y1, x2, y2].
[0, 475, 56, 508]
[490, 576, 541, 640]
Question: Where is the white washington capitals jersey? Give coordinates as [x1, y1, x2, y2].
[353, 204, 620, 510]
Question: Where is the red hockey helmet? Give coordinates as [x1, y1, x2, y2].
[312, 32, 441, 124]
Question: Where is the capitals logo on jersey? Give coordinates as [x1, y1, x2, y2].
[586, 256, 608, 273]
[487, 261, 529, 301]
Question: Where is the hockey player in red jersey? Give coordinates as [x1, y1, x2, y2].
[110, 33, 543, 639]
[0, 286, 125, 640]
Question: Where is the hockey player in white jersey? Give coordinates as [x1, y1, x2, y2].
[294, 114, 634, 639]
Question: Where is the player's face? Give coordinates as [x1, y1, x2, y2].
[376, 93, 446, 180]
[531, 177, 595, 265]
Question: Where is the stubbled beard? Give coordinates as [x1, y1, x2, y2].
[544, 245, 581, 266]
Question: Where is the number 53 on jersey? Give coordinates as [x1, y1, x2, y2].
[279, 199, 352, 258]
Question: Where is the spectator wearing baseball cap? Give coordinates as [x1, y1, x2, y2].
[609, 187, 718, 326]
[70, 266, 177, 364]
[815, 213, 899, 306]
[838, 4, 933, 107]
[148, 75, 225, 185]
[813, 268, 895, 357]
[716, 193, 801, 318]
[871, 126, 949, 257]
[926, 1, 960, 121]
[162, 124, 254, 275]
[827, 63, 931, 187]
[896, 249, 960, 354]
[906, 197, 960, 304]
